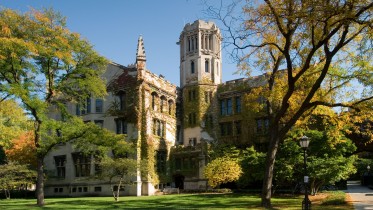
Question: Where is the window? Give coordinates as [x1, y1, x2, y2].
[235, 97, 241, 113]
[54, 155, 66, 178]
[205, 59, 209, 72]
[86, 97, 91, 113]
[235, 121, 242, 135]
[227, 98, 232, 115]
[94, 186, 102, 192]
[220, 122, 233, 136]
[153, 119, 164, 137]
[115, 119, 127, 134]
[160, 96, 166, 113]
[72, 153, 91, 177]
[76, 104, 81, 115]
[188, 113, 196, 126]
[95, 99, 103, 113]
[156, 150, 167, 173]
[220, 100, 226, 116]
[151, 92, 158, 110]
[54, 188, 63, 193]
[189, 138, 197, 146]
[94, 120, 104, 128]
[191, 61, 195, 74]
[117, 92, 126, 111]
[188, 89, 196, 101]
[168, 100, 174, 115]
[220, 98, 233, 116]
[256, 118, 269, 134]
[204, 91, 212, 103]
[113, 185, 125, 191]
[83, 187, 88, 192]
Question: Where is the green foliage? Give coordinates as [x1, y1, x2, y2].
[204, 156, 242, 188]
[238, 147, 266, 188]
[98, 157, 137, 201]
[0, 162, 36, 199]
[0, 100, 30, 148]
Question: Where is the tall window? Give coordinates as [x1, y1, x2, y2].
[153, 119, 164, 137]
[95, 99, 103, 113]
[205, 59, 209, 72]
[220, 98, 233, 116]
[188, 113, 196, 126]
[188, 89, 196, 101]
[117, 92, 126, 111]
[191, 61, 195, 74]
[235, 121, 241, 135]
[151, 92, 158, 110]
[160, 96, 166, 113]
[86, 97, 91, 113]
[235, 97, 241, 113]
[227, 98, 232, 115]
[115, 119, 127, 134]
[168, 100, 174, 115]
[54, 155, 66, 178]
[256, 118, 269, 134]
[220, 122, 233, 136]
[220, 100, 226, 116]
[76, 104, 81, 116]
[156, 150, 167, 173]
[72, 153, 91, 177]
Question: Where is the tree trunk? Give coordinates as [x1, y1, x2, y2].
[36, 157, 44, 206]
[261, 133, 280, 208]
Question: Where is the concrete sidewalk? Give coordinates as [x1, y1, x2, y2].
[345, 181, 373, 210]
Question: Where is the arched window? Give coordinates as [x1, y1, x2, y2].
[151, 92, 159, 110]
[205, 59, 209, 73]
[191, 61, 195, 74]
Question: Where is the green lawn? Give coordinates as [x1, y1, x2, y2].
[0, 193, 353, 210]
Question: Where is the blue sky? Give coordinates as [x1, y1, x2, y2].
[1, 0, 242, 86]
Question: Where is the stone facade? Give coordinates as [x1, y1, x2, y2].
[44, 20, 268, 197]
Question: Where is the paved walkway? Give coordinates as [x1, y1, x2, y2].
[345, 181, 373, 210]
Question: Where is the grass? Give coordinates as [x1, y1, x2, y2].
[0, 192, 354, 210]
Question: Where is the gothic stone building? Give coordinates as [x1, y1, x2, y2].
[44, 20, 268, 197]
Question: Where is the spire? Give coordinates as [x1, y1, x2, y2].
[136, 35, 146, 62]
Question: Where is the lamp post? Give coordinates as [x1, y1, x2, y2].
[368, 165, 370, 175]
[300, 135, 311, 210]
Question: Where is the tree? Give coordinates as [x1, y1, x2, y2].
[0, 8, 107, 206]
[99, 157, 137, 201]
[204, 156, 242, 188]
[5, 131, 37, 168]
[207, 0, 373, 207]
[0, 162, 36, 199]
[0, 100, 30, 148]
